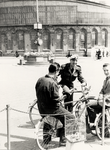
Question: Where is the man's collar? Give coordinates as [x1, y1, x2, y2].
[106, 76, 110, 80]
[45, 74, 55, 79]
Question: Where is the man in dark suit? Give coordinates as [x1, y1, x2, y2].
[59, 54, 87, 112]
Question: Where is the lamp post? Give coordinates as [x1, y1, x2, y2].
[36, 0, 39, 22]
[34, 0, 42, 52]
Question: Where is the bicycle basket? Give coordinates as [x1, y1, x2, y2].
[65, 114, 86, 142]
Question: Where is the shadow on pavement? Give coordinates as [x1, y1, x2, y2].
[18, 119, 39, 129]
[9, 139, 40, 150]
[0, 133, 40, 150]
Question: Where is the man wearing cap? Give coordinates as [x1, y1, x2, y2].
[59, 54, 87, 112]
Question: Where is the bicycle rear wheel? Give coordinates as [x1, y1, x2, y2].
[35, 118, 60, 150]
[96, 112, 110, 140]
[29, 99, 39, 127]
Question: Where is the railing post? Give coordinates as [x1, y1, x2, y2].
[102, 97, 105, 145]
[6, 105, 11, 150]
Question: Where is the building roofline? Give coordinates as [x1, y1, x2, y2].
[0, 0, 110, 9]
[77, 0, 110, 7]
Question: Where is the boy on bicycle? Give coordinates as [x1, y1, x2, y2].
[87, 63, 110, 136]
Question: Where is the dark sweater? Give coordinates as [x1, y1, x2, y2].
[35, 75, 60, 109]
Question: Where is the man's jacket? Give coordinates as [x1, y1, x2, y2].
[100, 76, 110, 95]
[35, 75, 60, 110]
[59, 63, 85, 88]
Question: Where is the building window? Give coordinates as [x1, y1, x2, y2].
[102, 29, 108, 47]
[1, 33, 7, 51]
[0, 33, 1, 50]
[7, 32, 13, 50]
[68, 29, 75, 50]
[17, 31, 24, 50]
[80, 29, 87, 49]
[55, 29, 63, 50]
[92, 29, 98, 47]
[43, 29, 50, 50]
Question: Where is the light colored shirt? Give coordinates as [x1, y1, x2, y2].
[100, 76, 110, 96]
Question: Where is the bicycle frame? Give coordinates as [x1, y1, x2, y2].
[29, 88, 92, 127]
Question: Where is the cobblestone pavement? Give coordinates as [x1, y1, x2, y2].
[0, 56, 110, 150]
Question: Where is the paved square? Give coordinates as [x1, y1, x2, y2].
[0, 56, 110, 150]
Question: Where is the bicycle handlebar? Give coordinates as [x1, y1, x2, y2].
[73, 90, 82, 93]
[63, 96, 97, 107]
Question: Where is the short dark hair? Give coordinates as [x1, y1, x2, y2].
[48, 64, 57, 73]
[52, 62, 60, 70]
[103, 63, 110, 68]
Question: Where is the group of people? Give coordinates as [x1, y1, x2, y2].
[91, 47, 109, 60]
[35, 54, 110, 146]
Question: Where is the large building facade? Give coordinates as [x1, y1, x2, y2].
[0, 0, 110, 56]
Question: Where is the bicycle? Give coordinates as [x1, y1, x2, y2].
[28, 90, 84, 127]
[95, 103, 110, 140]
[33, 87, 98, 150]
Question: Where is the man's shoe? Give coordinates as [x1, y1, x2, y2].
[105, 131, 110, 138]
[86, 126, 91, 134]
[59, 137, 66, 146]
[86, 128, 91, 134]
[59, 140, 66, 146]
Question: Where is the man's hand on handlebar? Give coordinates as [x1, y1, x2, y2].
[60, 95, 67, 101]
[62, 85, 77, 95]
[69, 88, 78, 94]
[62, 85, 71, 94]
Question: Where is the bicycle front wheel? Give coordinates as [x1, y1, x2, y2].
[96, 112, 110, 140]
[35, 118, 60, 150]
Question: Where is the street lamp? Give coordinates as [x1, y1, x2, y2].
[34, 0, 42, 52]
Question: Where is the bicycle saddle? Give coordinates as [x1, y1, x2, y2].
[87, 96, 96, 100]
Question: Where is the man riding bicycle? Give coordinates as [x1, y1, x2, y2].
[35, 63, 75, 146]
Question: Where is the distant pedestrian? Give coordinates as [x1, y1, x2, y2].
[105, 48, 109, 57]
[96, 49, 101, 59]
[66, 50, 72, 58]
[15, 51, 19, 57]
[102, 49, 104, 57]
